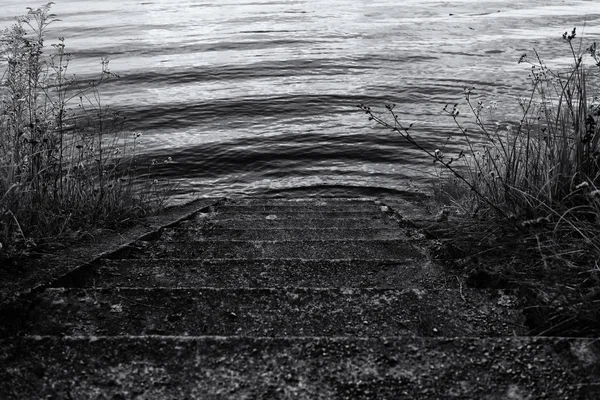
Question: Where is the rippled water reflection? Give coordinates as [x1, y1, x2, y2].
[1, 0, 599, 200]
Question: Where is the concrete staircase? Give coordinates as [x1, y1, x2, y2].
[1, 197, 599, 398]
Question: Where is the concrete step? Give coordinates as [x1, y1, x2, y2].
[110, 239, 423, 260]
[53, 259, 449, 289]
[1, 336, 598, 399]
[1, 287, 525, 337]
[207, 211, 392, 221]
[160, 227, 407, 241]
[218, 198, 377, 207]
[213, 203, 383, 213]
[196, 217, 399, 230]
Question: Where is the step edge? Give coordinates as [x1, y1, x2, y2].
[140, 239, 411, 243]
[4, 334, 596, 342]
[40, 287, 514, 293]
[103, 257, 424, 262]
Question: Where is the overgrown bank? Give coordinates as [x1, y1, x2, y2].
[362, 28, 600, 336]
[0, 4, 169, 261]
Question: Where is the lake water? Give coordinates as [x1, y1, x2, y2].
[1, 0, 599, 201]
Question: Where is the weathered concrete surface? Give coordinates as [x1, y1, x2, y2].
[1, 196, 599, 399]
[218, 197, 379, 207]
[215, 203, 382, 212]
[0, 198, 222, 307]
[162, 226, 408, 241]
[201, 217, 398, 229]
[212, 210, 392, 220]
[2, 287, 524, 337]
[54, 259, 454, 289]
[112, 239, 424, 260]
[1, 336, 598, 399]
[162, 227, 408, 241]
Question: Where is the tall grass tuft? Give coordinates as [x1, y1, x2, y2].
[361, 28, 600, 335]
[0, 3, 169, 258]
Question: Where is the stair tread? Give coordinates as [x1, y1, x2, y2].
[198, 218, 399, 229]
[207, 212, 392, 221]
[2, 287, 525, 337]
[210, 210, 390, 219]
[214, 204, 383, 213]
[1, 336, 598, 399]
[113, 239, 423, 260]
[161, 227, 407, 241]
[218, 198, 377, 205]
[55, 259, 448, 289]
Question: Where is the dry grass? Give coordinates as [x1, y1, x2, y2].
[0, 3, 171, 259]
[361, 28, 600, 336]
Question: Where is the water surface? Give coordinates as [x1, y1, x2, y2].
[1, 0, 598, 200]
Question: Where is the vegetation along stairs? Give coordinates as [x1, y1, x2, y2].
[1, 197, 599, 398]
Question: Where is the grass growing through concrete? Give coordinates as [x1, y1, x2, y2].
[361, 29, 600, 336]
[0, 3, 169, 259]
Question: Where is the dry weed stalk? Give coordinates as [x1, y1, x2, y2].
[0, 3, 171, 258]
